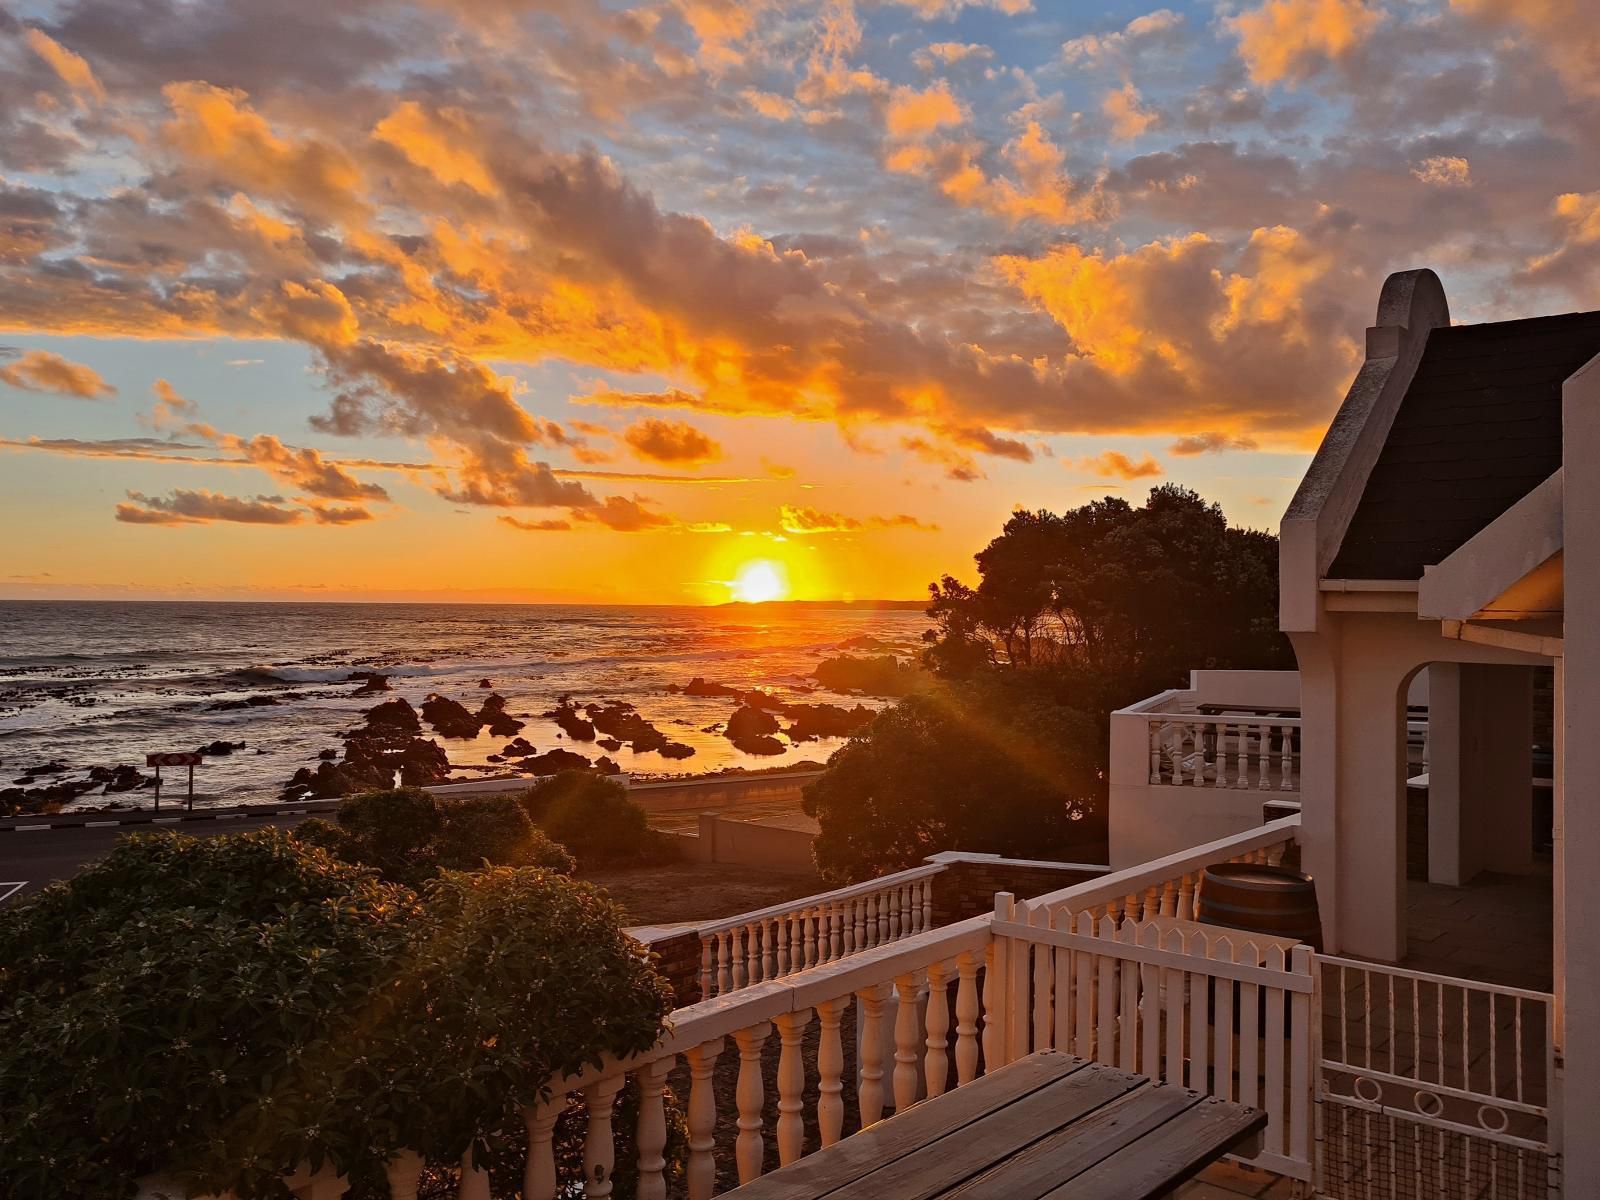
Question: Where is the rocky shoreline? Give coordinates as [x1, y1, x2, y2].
[2, 651, 926, 818]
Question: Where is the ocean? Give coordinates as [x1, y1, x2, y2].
[0, 601, 929, 809]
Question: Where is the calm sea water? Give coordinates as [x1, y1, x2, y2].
[0, 602, 928, 808]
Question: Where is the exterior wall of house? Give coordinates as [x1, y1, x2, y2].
[1559, 353, 1600, 1193]
[1290, 607, 1542, 961]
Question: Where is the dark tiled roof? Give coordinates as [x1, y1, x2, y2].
[1328, 310, 1600, 580]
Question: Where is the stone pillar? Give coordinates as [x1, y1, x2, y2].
[697, 811, 719, 864]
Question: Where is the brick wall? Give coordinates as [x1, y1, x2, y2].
[927, 855, 1107, 925]
[633, 927, 705, 1005]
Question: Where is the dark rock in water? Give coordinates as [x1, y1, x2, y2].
[669, 676, 742, 698]
[811, 654, 923, 697]
[421, 694, 480, 739]
[546, 697, 596, 741]
[781, 702, 874, 742]
[15, 760, 70, 782]
[281, 698, 449, 801]
[597, 737, 623, 752]
[348, 672, 391, 696]
[364, 697, 421, 734]
[196, 740, 247, 756]
[502, 737, 535, 757]
[318, 748, 339, 760]
[727, 705, 780, 740]
[735, 734, 785, 756]
[88, 764, 154, 792]
[486, 753, 504, 763]
[525, 747, 592, 775]
[478, 678, 493, 688]
[594, 755, 622, 775]
[477, 693, 524, 737]
[658, 742, 696, 759]
[837, 634, 890, 651]
[209, 693, 287, 712]
[2, 777, 97, 816]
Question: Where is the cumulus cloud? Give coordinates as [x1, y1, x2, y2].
[622, 418, 723, 464]
[1080, 450, 1164, 479]
[1103, 82, 1157, 141]
[499, 515, 574, 532]
[1062, 9, 1186, 64]
[306, 503, 375, 524]
[222, 433, 391, 501]
[115, 490, 305, 526]
[913, 42, 994, 71]
[1413, 155, 1472, 187]
[1229, 0, 1383, 85]
[23, 29, 105, 105]
[0, 350, 115, 399]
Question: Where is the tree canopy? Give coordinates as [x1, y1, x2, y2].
[925, 484, 1290, 706]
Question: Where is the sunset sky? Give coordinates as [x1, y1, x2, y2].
[2, 0, 1596, 604]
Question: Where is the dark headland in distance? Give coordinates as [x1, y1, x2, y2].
[714, 599, 926, 611]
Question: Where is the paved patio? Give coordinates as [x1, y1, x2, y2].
[1402, 857, 1553, 991]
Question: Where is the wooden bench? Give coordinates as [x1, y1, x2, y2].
[725, 1049, 1266, 1200]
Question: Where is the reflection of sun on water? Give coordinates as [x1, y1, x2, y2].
[730, 560, 788, 603]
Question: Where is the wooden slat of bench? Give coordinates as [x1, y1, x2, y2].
[825, 1066, 1148, 1200]
[726, 1052, 1086, 1200]
[1040, 1096, 1268, 1200]
[939, 1084, 1203, 1200]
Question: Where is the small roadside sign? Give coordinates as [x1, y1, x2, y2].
[145, 752, 204, 811]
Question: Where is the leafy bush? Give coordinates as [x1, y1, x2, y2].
[519, 772, 670, 865]
[298, 787, 574, 884]
[802, 676, 1105, 883]
[0, 830, 674, 1200]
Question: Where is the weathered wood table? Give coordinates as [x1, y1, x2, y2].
[726, 1049, 1267, 1200]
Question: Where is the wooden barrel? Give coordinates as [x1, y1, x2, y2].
[1196, 863, 1322, 951]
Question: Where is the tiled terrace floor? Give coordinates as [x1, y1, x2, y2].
[1402, 856, 1553, 992]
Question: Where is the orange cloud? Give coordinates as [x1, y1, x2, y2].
[885, 81, 967, 138]
[23, 29, 105, 105]
[1080, 450, 1163, 479]
[373, 102, 497, 195]
[0, 350, 115, 399]
[1103, 82, 1157, 141]
[115, 490, 305, 526]
[1451, 0, 1600, 98]
[779, 505, 939, 533]
[222, 433, 391, 502]
[1169, 432, 1258, 455]
[622, 418, 723, 464]
[1229, 0, 1382, 84]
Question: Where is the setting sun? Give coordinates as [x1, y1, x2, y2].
[730, 560, 789, 604]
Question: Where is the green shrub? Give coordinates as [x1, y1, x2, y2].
[436, 793, 576, 874]
[523, 772, 662, 864]
[0, 831, 674, 1200]
[298, 786, 576, 884]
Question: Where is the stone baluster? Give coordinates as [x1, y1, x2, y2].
[831, 904, 845, 960]
[893, 972, 922, 1111]
[731, 927, 749, 990]
[774, 1009, 812, 1165]
[733, 1022, 771, 1185]
[1176, 872, 1195, 919]
[925, 961, 950, 1098]
[1281, 726, 1297, 790]
[815, 995, 847, 1147]
[878, 890, 891, 944]
[717, 931, 732, 995]
[684, 1038, 723, 1200]
[1171, 724, 1186, 785]
[459, 1145, 490, 1200]
[791, 912, 806, 968]
[955, 951, 981, 1085]
[384, 1150, 423, 1200]
[522, 1099, 562, 1200]
[635, 1058, 673, 1200]
[888, 889, 901, 941]
[922, 878, 934, 932]
[776, 914, 791, 976]
[582, 1076, 625, 1198]
[1149, 721, 1163, 783]
[1159, 878, 1178, 918]
[745, 923, 761, 984]
[699, 936, 714, 1002]
[857, 983, 889, 1126]
[761, 920, 775, 981]
[846, 901, 859, 954]
[1257, 722, 1271, 790]
[803, 909, 818, 968]
[1232, 724, 1248, 787]
[865, 893, 879, 947]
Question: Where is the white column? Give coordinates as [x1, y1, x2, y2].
[581, 1076, 625, 1199]
[634, 1059, 673, 1200]
[733, 1022, 771, 1184]
[522, 1100, 562, 1200]
[856, 983, 888, 1126]
[815, 996, 847, 1147]
[892, 973, 921, 1111]
[684, 1038, 723, 1200]
[774, 1009, 812, 1165]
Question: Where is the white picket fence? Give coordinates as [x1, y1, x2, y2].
[990, 900, 1316, 1181]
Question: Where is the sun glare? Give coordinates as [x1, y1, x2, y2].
[730, 559, 789, 604]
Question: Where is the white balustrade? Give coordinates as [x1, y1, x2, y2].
[1145, 713, 1301, 792]
[696, 863, 948, 999]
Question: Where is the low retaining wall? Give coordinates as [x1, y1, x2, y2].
[692, 811, 816, 870]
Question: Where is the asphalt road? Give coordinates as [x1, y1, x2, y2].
[0, 812, 310, 904]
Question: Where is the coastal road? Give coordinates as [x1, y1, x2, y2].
[0, 811, 310, 904]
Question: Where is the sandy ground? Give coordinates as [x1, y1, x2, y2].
[577, 859, 825, 926]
